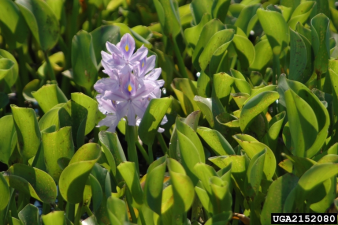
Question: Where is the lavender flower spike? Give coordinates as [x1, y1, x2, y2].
[102, 33, 148, 72]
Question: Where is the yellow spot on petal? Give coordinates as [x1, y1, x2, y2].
[125, 44, 129, 52]
[128, 84, 132, 92]
[142, 62, 144, 67]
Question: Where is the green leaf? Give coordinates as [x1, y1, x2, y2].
[288, 1, 316, 29]
[42, 211, 66, 225]
[257, 8, 289, 55]
[99, 131, 126, 166]
[59, 143, 101, 204]
[289, 29, 307, 82]
[239, 91, 279, 132]
[16, 0, 59, 51]
[5, 164, 57, 203]
[32, 84, 67, 113]
[192, 19, 225, 71]
[311, 13, 330, 76]
[144, 156, 167, 215]
[261, 174, 298, 225]
[249, 39, 273, 73]
[107, 196, 127, 225]
[190, 0, 212, 25]
[0, 0, 29, 50]
[117, 162, 143, 208]
[184, 13, 211, 56]
[194, 96, 225, 128]
[37, 52, 65, 79]
[0, 49, 19, 90]
[139, 98, 172, 146]
[197, 127, 235, 155]
[171, 78, 199, 115]
[199, 29, 234, 72]
[42, 126, 74, 182]
[211, 0, 231, 22]
[244, 149, 266, 197]
[209, 177, 232, 215]
[234, 4, 260, 35]
[232, 34, 255, 72]
[204, 211, 232, 225]
[0, 173, 10, 210]
[167, 158, 195, 213]
[90, 25, 120, 66]
[285, 89, 318, 157]
[89, 174, 103, 213]
[0, 115, 17, 165]
[265, 111, 286, 151]
[212, 72, 234, 107]
[71, 92, 98, 136]
[176, 129, 203, 185]
[233, 134, 276, 180]
[11, 105, 41, 161]
[18, 204, 39, 225]
[194, 163, 217, 194]
[71, 30, 97, 93]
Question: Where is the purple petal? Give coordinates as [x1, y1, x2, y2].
[106, 42, 123, 57]
[132, 82, 158, 101]
[101, 51, 112, 63]
[132, 99, 147, 118]
[119, 33, 135, 60]
[145, 68, 161, 81]
[144, 55, 156, 75]
[98, 114, 120, 133]
[157, 127, 165, 133]
[130, 46, 148, 63]
[105, 90, 128, 102]
[116, 101, 129, 118]
[161, 115, 168, 125]
[94, 78, 119, 93]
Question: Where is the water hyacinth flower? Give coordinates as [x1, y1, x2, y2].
[95, 34, 166, 132]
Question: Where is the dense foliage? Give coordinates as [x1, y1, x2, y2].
[1, 0, 338, 224]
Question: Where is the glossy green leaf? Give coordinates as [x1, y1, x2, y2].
[209, 177, 232, 215]
[265, 111, 286, 151]
[18, 204, 39, 225]
[0, 115, 17, 165]
[257, 8, 289, 55]
[204, 211, 232, 225]
[194, 163, 217, 194]
[233, 134, 276, 180]
[16, 0, 59, 51]
[32, 84, 67, 113]
[171, 78, 199, 115]
[42, 211, 66, 225]
[288, 1, 316, 29]
[91, 25, 120, 66]
[184, 13, 211, 55]
[250, 39, 273, 73]
[0, 173, 10, 210]
[37, 52, 65, 79]
[261, 174, 298, 225]
[197, 127, 235, 155]
[139, 98, 172, 146]
[167, 158, 195, 213]
[117, 162, 143, 208]
[107, 196, 127, 225]
[232, 34, 255, 71]
[234, 4, 260, 35]
[42, 126, 74, 182]
[0, 0, 29, 49]
[71, 30, 97, 92]
[11, 105, 41, 161]
[144, 156, 167, 214]
[192, 19, 225, 71]
[190, 0, 212, 25]
[239, 91, 279, 132]
[5, 164, 57, 203]
[89, 174, 103, 213]
[59, 143, 101, 204]
[199, 29, 234, 72]
[0, 49, 19, 90]
[212, 72, 234, 107]
[99, 131, 126, 166]
[211, 0, 231, 22]
[289, 29, 307, 82]
[194, 96, 225, 128]
[285, 89, 318, 157]
[311, 13, 330, 76]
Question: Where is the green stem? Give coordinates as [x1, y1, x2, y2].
[156, 133, 168, 154]
[272, 53, 280, 85]
[125, 124, 139, 174]
[74, 202, 83, 225]
[66, 203, 75, 222]
[135, 141, 149, 164]
[84, 205, 93, 217]
[126, 189, 137, 223]
[43, 51, 56, 81]
[171, 38, 189, 79]
[148, 144, 154, 164]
